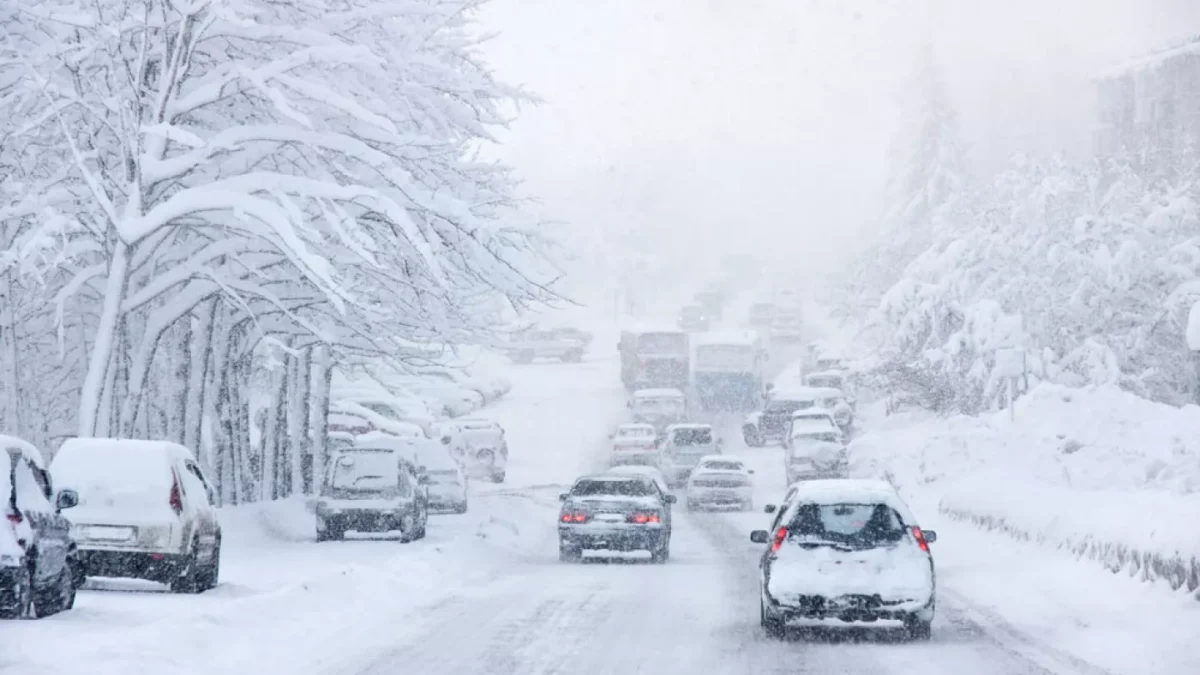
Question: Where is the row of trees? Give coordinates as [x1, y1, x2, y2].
[837, 45, 1200, 412]
[0, 0, 556, 501]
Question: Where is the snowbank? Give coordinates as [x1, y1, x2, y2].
[850, 383, 1200, 597]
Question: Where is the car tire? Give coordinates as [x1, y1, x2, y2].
[454, 501, 468, 514]
[761, 597, 785, 639]
[0, 565, 33, 619]
[415, 512, 428, 540]
[33, 563, 73, 617]
[559, 541, 582, 563]
[491, 470, 506, 483]
[904, 615, 933, 641]
[650, 539, 670, 564]
[198, 539, 221, 591]
[169, 540, 202, 594]
[742, 427, 763, 448]
[399, 514, 417, 543]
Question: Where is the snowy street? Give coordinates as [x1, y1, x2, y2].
[7, 343, 1196, 675]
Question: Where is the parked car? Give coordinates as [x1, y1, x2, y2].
[416, 367, 507, 403]
[315, 444, 428, 542]
[329, 400, 426, 438]
[660, 424, 722, 488]
[2, 436, 79, 619]
[553, 327, 594, 348]
[435, 418, 507, 482]
[393, 377, 482, 417]
[751, 479, 937, 640]
[380, 435, 468, 514]
[685, 455, 754, 511]
[504, 329, 585, 364]
[557, 474, 675, 563]
[334, 389, 442, 434]
[50, 438, 221, 593]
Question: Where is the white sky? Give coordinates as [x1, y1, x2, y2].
[476, 0, 1200, 302]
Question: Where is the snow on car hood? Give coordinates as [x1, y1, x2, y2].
[768, 541, 933, 601]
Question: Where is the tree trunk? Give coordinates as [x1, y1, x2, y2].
[309, 345, 333, 494]
[170, 319, 192, 445]
[286, 347, 308, 497]
[184, 300, 217, 456]
[1, 271, 21, 436]
[79, 242, 131, 437]
[262, 354, 286, 501]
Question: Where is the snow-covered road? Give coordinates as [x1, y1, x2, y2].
[4, 341, 1194, 674]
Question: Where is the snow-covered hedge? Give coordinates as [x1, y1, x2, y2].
[850, 383, 1200, 598]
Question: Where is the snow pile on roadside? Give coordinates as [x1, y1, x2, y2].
[850, 383, 1200, 597]
[219, 497, 317, 545]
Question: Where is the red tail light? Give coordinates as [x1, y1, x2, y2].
[770, 526, 788, 553]
[560, 512, 589, 523]
[912, 526, 930, 553]
[628, 512, 661, 524]
[169, 473, 183, 516]
[5, 511, 21, 526]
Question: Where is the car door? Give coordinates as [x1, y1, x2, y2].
[14, 457, 69, 583]
[181, 461, 219, 559]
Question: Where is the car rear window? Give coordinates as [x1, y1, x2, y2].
[701, 460, 743, 471]
[51, 443, 175, 508]
[571, 479, 655, 497]
[328, 450, 398, 494]
[787, 503, 906, 548]
[671, 428, 713, 445]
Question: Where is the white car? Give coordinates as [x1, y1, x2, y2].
[784, 431, 848, 484]
[660, 424, 722, 487]
[417, 367, 507, 403]
[436, 418, 507, 482]
[332, 387, 443, 434]
[685, 455, 754, 511]
[784, 412, 843, 447]
[50, 438, 221, 593]
[411, 443, 468, 514]
[329, 400, 426, 438]
[609, 423, 658, 453]
[393, 377, 483, 417]
[751, 479, 937, 640]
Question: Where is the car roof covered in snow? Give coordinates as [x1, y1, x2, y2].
[0, 434, 45, 469]
[784, 479, 917, 521]
[692, 331, 760, 346]
[665, 423, 712, 431]
[55, 437, 194, 463]
[616, 424, 657, 434]
[791, 407, 836, 418]
[632, 388, 686, 399]
[696, 455, 745, 469]
[575, 473, 652, 484]
[806, 370, 846, 380]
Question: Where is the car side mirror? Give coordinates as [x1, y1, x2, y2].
[559, 493, 569, 501]
[747, 469, 755, 475]
[55, 489, 79, 511]
[418, 475, 432, 485]
[750, 530, 770, 544]
[664, 494, 677, 504]
[763, 504, 777, 514]
[923, 530, 937, 544]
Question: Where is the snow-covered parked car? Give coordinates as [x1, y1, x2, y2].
[751, 479, 938, 640]
[367, 433, 469, 514]
[50, 438, 221, 593]
[660, 424, 722, 488]
[394, 377, 482, 417]
[328, 400, 427, 439]
[315, 444, 428, 542]
[436, 418, 508, 483]
[2, 436, 79, 619]
[685, 455, 754, 511]
[504, 328, 585, 364]
[416, 367, 509, 403]
[557, 474, 675, 563]
[333, 390, 442, 435]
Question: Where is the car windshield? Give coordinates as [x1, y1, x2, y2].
[328, 451, 398, 494]
[617, 427, 654, 438]
[787, 503, 907, 548]
[808, 376, 842, 388]
[792, 432, 842, 444]
[571, 478, 655, 497]
[671, 428, 713, 446]
[701, 460, 743, 471]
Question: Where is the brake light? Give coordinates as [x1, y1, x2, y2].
[5, 511, 20, 526]
[770, 526, 787, 553]
[628, 512, 661, 524]
[912, 526, 930, 553]
[560, 512, 589, 523]
[169, 473, 183, 516]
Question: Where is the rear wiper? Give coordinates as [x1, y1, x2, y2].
[795, 538, 855, 551]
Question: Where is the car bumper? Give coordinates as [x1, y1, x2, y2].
[687, 487, 751, 505]
[559, 525, 666, 551]
[319, 509, 412, 533]
[428, 496, 467, 511]
[765, 590, 935, 623]
[77, 549, 190, 583]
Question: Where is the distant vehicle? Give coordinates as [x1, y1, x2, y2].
[558, 474, 675, 563]
[436, 418, 507, 483]
[329, 400, 427, 439]
[315, 445, 428, 542]
[554, 327, 594, 348]
[628, 388, 688, 435]
[391, 376, 482, 417]
[677, 304, 710, 332]
[805, 370, 856, 411]
[609, 423, 658, 453]
[505, 329, 585, 364]
[685, 455, 754, 511]
[692, 332, 765, 411]
[694, 289, 724, 321]
[51, 438, 221, 593]
[356, 434, 467, 513]
[743, 387, 846, 447]
[415, 367, 509, 403]
[784, 409, 844, 445]
[619, 328, 690, 390]
[2, 436, 79, 619]
[748, 302, 775, 329]
[332, 391, 440, 435]
[660, 424, 721, 487]
[783, 430, 848, 484]
[751, 480, 937, 641]
[769, 312, 802, 341]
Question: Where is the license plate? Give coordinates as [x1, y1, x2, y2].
[86, 526, 135, 541]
